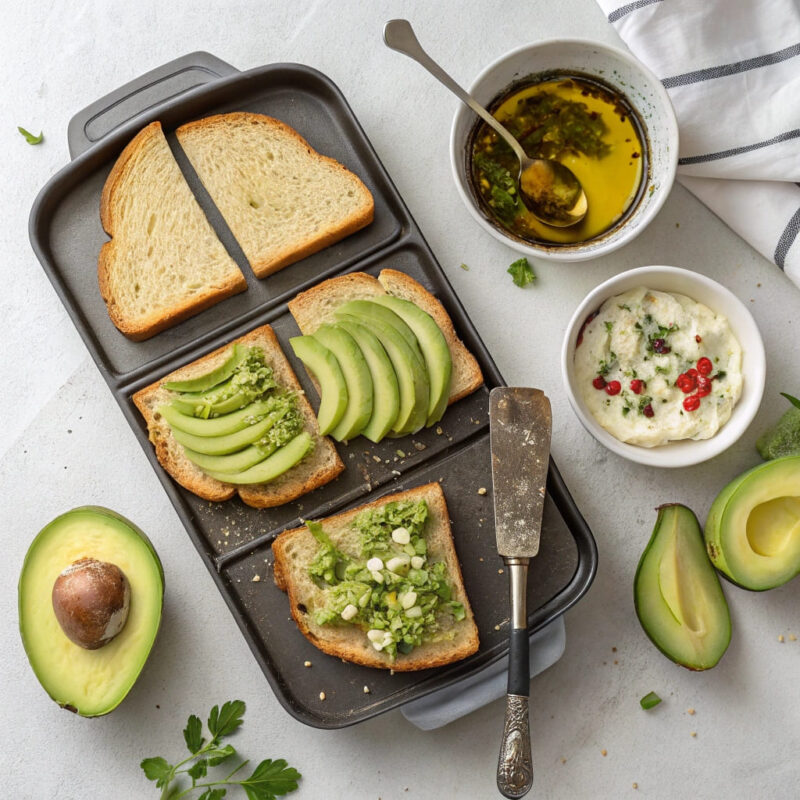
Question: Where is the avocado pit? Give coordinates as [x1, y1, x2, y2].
[52, 557, 131, 649]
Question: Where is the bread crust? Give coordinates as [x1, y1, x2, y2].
[272, 482, 479, 671]
[99, 121, 246, 341]
[287, 270, 484, 407]
[132, 324, 344, 507]
[176, 112, 374, 278]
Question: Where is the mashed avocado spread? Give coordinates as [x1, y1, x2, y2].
[308, 499, 465, 660]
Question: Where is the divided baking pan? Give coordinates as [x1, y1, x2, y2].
[29, 52, 598, 728]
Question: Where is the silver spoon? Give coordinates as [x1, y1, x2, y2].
[383, 19, 588, 228]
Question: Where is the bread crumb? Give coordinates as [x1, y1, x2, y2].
[319, 691, 326, 701]
[372, 455, 382, 463]
[613, 660, 618, 665]
[304, 660, 312, 668]
[494, 625, 501, 631]
[414, 442, 426, 451]
[632, 783, 638, 790]
[790, 634, 797, 641]
[435, 426, 443, 435]
[690, 731, 697, 738]
[778, 634, 785, 643]
[560, 757, 566, 764]
[601, 749, 607, 757]
[687, 708, 695, 715]
[498, 568, 504, 574]
[611, 646, 617, 652]
[479, 557, 484, 562]
[477, 487, 487, 495]
[363, 685, 370, 694]
[251, 574, 261, 582]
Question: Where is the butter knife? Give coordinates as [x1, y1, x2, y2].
[490, 387, 552, 799]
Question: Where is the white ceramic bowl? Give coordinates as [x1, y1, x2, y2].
[561, 266, 766, 468]
[449, 39, 679, 262]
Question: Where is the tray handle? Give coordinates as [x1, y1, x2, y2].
[67, 51, 239, 159]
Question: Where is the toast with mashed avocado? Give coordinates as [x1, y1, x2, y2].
[133, 324, 343, 507]
[272, 482, 479, 670]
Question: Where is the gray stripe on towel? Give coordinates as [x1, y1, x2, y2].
[775, 204, 800, 270]
[679, 128, 800, 166]
[663, 41, 800, 88]
[608, 0, 662, 23]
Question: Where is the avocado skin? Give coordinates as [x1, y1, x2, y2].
[18, 507, 164, 717]
[704, 456, 800, 591]
[634, 503, 731, 671]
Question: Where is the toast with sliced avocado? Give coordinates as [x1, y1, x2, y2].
[133, 324, 343, 507]
[272, 481, 479, 670]
[287, 269, 483, 441]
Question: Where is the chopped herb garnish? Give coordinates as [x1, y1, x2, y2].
[622, 406, 631, 416]
[604, 321, 614, 334]
[638, 395, 653, 415]
[617, 303, 632, 312]
[640, 691, 662, 710]
[655, 365, 670, 375]
[460, 263, 470, 271]
[507, 257, 536, 288]
[715, 370, 727, 381]
[18, 126, 44, 145]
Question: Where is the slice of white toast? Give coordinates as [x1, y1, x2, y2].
[99, 121, 246, 341]
[176, 113, 374, 278]
[133, 324, 343, 508]
[272, 482, 479, 670]
[287, 269, 484, 404]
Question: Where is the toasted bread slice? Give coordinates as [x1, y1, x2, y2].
[133, 324, 343, 507]
[272, 482, 479, 671]
[287, 269, 483, 404]
[176, 113, 374, 278]
[98, 121, 246, 341]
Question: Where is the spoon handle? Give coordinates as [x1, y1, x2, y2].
[383, 19, 528, 164]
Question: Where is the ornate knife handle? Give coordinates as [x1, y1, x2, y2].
[497, 693, 533, 797]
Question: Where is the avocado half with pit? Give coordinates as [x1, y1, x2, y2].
[635, 504, 731, 671]
[705, 455, 800, 591]
[19, 507, 164, 717]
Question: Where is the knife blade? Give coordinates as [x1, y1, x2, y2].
[490, 387, 552, 799]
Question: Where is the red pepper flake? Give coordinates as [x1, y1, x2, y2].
[592, 376, 607, 390]
[695, 335, 702, 343]
[605, 380, 621, 396]
[683, 395, 701, 412]
[696, 357, 713, 376]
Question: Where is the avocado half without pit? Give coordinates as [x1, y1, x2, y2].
[19, 507, 164, 716]
[704, 455, 800, 590]
[635, 504, 731, 671]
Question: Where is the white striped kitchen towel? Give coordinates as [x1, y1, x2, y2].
[597, 0, 800, 286]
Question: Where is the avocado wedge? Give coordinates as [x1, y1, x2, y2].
[337, 320, 400, 443]
[312, 324, 373, 442]
[370, 295, 452, 426]
[203, 432, 313, 484]
[335, 300, 424, 364]
[183, 442, 277, 474]
[159, 399, 276, 437]
[705, 456, 800, 591]
[170, 381, 251, 419]
[19, 507, 164, 716]
[163, 343, 248, 393]
[169, 408, 285, 455]
[289, 335, 348, 436]
[336, 313, 429, 435]
[635, 504, 731, 671]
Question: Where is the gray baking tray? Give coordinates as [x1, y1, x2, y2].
[29, 52, 597, 728]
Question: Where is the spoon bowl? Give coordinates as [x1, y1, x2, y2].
[384, 19, 587, 228]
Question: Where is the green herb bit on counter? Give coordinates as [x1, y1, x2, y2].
[460, 263, 470, 271]
[640, 691, 662, 710]
[18, 126, 44, 145]
[507, 257, 536, 288]
[140, 700, 300, 799]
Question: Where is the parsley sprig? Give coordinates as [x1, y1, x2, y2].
[141, 700, 300, 800]
[507, 257, 536, 288]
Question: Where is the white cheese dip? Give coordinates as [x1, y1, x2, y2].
[574, 287, 743, 447]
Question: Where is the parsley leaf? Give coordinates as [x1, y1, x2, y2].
[188, 760, 208, 781]
[184, 714, 205, 754]
[240, 759, 302, 800]
[781, 392, 800, 411]
[198, 790, 227, 800]
[208, 700, 246, 739]
[507, 257, 536, 288]
[18, 126, 43, 145]
[141, 757, 174, 789]
[604, 321, 614, 334]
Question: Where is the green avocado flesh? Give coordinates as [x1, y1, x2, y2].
[161, 345, 308, 485]
[757, 407, 800, 460]
[370, 296, 452, 426]
[289, 336, 348, 435]
[336, 320, 400, 443]
[335, 300, 425, 365]
[204, 431, 313, 484]
[704, 456, 800, 591]
[163, 343, 247, 393]
[306, 498, 466, 661]
[635, 504, 731, 671]
[337, 314, 429, 435]
[18, 507, 164, 717]
[312, 324, 373, 442]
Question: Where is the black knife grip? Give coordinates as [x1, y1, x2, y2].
[508, 628, 530, 696]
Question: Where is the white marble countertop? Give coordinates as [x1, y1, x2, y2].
[3, 2, 798, 798]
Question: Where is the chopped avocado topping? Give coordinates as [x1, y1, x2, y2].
[307, 500, 465, 660]
[640, 691, 662, 710]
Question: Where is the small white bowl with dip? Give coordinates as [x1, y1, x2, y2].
[449, 39, 679, 262]
[561, 266, 766, 467]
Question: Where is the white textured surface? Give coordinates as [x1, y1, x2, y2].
[2, 2, 799, 798]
